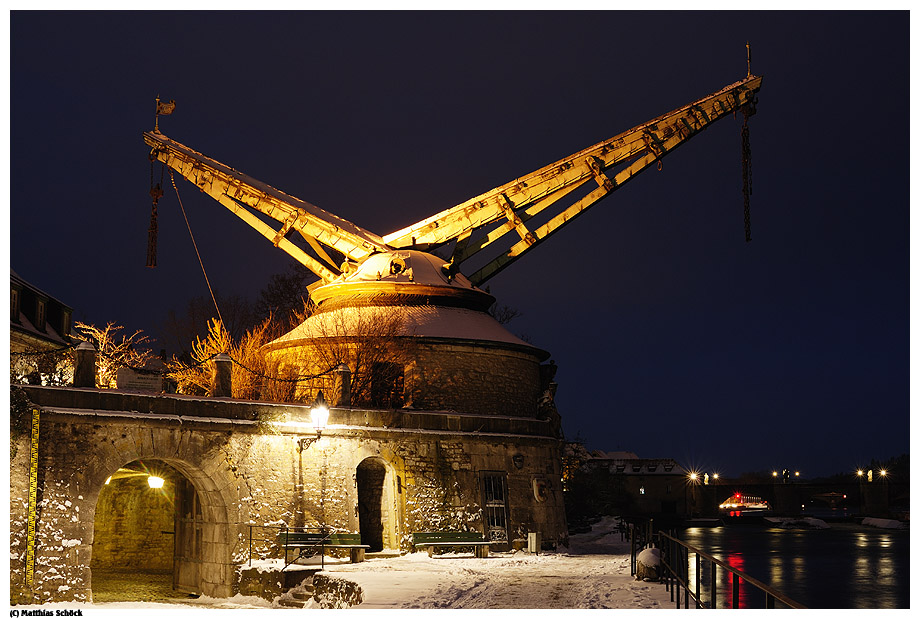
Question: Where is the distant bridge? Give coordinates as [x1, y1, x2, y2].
[688, 480, 891, 518]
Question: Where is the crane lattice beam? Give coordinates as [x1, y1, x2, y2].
[383, 74, 762, 286]
[143, 132, 391, 283]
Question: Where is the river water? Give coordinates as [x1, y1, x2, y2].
[677, 522, 909, 609]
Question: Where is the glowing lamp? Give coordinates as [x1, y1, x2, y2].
[857, 470, 864, 477]
[147, 476, 165, 489]
[311, 391, 329, 432]
[772, 471, 778, 477]
[299, 391, 330, 451]
[879, 469, 887, 477]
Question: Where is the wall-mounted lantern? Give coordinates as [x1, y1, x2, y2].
[299, 391, 329, 451]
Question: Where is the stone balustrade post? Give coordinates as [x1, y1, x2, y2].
[334, 363, 351, 406]
[210, 353, 233, 397]
[73, 341, 96, 388]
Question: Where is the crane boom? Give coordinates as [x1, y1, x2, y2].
[143, 131, 391, 283]
[383, 74, 762, 286]
[145, 71, 760, 291]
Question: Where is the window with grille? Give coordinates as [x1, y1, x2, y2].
[480, 472, 509, 543]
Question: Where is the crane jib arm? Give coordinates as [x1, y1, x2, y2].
[383, 74, 763, 285]
[143, 131, 390, 283]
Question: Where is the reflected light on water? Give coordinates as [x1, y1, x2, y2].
[681, 524, 908, 608]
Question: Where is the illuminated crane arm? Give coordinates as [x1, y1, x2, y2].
[383, 74, 762, 286]
[143, 131, 390, 283]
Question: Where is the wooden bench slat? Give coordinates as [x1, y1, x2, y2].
[279, 532, 369, 549]
[411, 532, 491, 558]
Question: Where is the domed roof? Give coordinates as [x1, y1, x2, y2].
[265, 249, 546, 358]
[310, 250, 492, 311]
[267, 303, 540, 354]
[343, 250, 475, 289]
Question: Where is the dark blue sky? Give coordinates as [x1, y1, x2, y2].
[9, 11, 909, 477]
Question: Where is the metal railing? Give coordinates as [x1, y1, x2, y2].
[657, 530, 806, 609]
[625, 518, 655, 576]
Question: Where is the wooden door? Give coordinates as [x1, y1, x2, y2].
[173, 477, 202, 594]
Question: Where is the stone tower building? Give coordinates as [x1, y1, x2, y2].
[9, 250, 567, 603]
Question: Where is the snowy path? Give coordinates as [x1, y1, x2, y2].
[319, 520, 674, 609]
[15, 517, 673, 610]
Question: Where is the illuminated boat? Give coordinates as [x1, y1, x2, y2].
[719, 492, 771, 517]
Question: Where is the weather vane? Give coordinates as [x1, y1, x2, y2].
[154, 95, 176, 133]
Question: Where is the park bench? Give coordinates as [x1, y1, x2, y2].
[411, 532, 490, 558]
[279, 530, 369, 568]
[327, 532, 370, 563]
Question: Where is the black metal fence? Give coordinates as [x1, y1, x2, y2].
[628, 520, 806, 609]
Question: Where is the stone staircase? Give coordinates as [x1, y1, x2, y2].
[278, 578, 315, 608]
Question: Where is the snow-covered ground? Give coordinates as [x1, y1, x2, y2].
[316, 517, 672, 609]
[14, 516, 675, 612]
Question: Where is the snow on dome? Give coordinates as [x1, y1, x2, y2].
[342, 250, 476, 290]
[270, 304, 539, 351]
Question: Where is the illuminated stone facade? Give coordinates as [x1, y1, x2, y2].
[10, 385, 566, 604]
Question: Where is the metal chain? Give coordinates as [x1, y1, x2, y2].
[147, 157, 165, 267]
[225, 354, 339, 384]
[741, 105, 753, 242]
[13, 343, 338, 385]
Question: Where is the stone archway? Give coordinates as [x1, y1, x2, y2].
[88, 454, 233, 601]
[90, 459, 185, 601]
[356, 458, 388, 552]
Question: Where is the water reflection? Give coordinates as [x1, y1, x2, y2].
[679, 523, 908, 608]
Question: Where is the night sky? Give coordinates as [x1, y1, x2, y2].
[9, 11, 909, 478]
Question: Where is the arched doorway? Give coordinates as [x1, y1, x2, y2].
[91, 459, 203, 602]
[356, 458, 387, 552]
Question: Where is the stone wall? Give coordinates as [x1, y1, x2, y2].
[264, 337, 545, 418]
[91, 474, 175, 570]
[10, 385, 567, 605]
[405, 341, 543, 417]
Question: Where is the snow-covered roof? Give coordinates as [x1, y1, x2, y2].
[269, 303, 544, 355]
[11, 269, 72, 309]
[591, 450, 639, 460]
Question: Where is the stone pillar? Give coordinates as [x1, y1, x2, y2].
[334, 363, 351, 406]
[73, 341, 96, 388]
[210, 353, 232, 397]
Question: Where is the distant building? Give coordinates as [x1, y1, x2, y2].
[10, 270, 74, 384]
[10, 269, 74, 352]
[582, 450, 690, 516]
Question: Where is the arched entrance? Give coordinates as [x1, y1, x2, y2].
[356, 458, 388, 552]
[90, 459, 205, 602]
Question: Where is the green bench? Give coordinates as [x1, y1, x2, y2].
[411, 532, 490, 558]
[328, 532, 370, 563]
[279, 530, 369, 566]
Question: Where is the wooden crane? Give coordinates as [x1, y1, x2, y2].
[144, 73, 762, 295]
